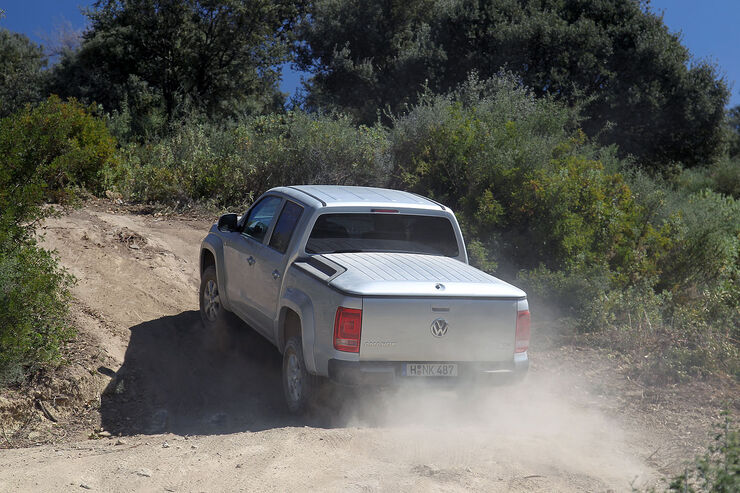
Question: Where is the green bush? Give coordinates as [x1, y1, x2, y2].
[522, 171, 740, 381]
[659, 190, 739, 292]
[672, 158, 740, 200]
[109, 112, 391, 208]
[520, 265, 738, 382]
[0, 242, 74, 385]
[711, 158, 740, 199]
[628, 170, 739, 299]
[0, 96, 114, 385]
[0, 96, 117, 200]
[390, 75, 640, 278]
[0, 96, 117, 245]
[517, 264, 614, 325]
[109, 122, 245, 206]
[668, 413, 739, 493]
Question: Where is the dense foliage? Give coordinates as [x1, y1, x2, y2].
[108, 112, 389, 208]
[0, 97, 117, 384]
[0, 244, 74, 385]
[296, 0, 728, 169]
[50, 0, 307, 125]
[728, 105, 740, 158]
[388, 76, 632, 275]
[0, 28, 46, 118]
[0, 96, 116, 212]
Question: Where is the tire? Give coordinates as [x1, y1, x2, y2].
[282, 337, 320, 414]
[199, 265, 229, 331]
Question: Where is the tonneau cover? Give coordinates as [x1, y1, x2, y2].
[321, 252, 525, 298]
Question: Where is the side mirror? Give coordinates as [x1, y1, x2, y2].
[217, 213, 238, 232]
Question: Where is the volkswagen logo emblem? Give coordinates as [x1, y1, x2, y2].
[430, 318, 449, 337]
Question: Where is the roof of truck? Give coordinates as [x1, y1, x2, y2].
[275, 185, 447, 210]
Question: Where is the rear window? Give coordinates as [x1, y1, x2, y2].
[305, 213, 459, 257]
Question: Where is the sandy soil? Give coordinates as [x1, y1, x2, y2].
[0, 201, 736, 492]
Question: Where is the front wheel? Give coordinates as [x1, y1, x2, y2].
[199, 266, 229, 331]
[282, 337, 320, 414]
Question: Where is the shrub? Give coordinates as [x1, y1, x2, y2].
[246, 112, 390, 194]
[0, 96, 117, 248]
[390, 75, 640, 278]
[672, 158, 740, 200]
[0, 96, 117, 201]
[0, 242, 74, 385]
[109, 112, 391, 208]
[659, 190, 739, 292]
[516, 264, 614, 326]
[711, 157, 740, 199]
[667, 413, 739, 493]
[0, 96, 112, 385]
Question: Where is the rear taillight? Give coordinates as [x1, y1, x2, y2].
[515, 310, 530, 353]
[334, 307, 362, 352]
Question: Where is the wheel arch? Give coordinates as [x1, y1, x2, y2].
[278, 289, 317, 374]
[200, 248, 215, 274]
[200, 234, 232, 312]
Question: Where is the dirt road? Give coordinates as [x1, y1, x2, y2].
[0, 202, 732, 492]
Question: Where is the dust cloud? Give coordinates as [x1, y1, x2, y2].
[331, 372, 654, 490]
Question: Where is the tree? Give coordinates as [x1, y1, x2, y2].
[728, 105, 740, 158]
[51, 0, 306, 122]
[0, 29, 47, 118]
[295, 0, 442, 122]
[296, 0, 729, 168]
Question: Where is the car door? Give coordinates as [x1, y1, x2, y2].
[251, 200, 305, 332]
[222, 195, 283, 335]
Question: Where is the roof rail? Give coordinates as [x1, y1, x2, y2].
[287, 186, 327, 206]
[409, 192, 445, 210]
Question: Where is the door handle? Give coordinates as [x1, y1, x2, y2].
[272, 270, 281, 280]
[247, 256, 256, 266]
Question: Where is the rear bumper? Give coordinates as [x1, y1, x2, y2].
[328, 353, 529, 387]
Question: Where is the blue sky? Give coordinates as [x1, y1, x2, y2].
[1, 0, 738, 106]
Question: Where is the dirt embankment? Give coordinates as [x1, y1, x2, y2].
[0, 201, 736, 492]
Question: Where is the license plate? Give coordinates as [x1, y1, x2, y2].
[404, 363, 458, 377]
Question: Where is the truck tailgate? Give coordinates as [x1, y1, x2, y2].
[360, 297, 517, 362]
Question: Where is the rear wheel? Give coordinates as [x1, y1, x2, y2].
[282, 337, 322, 414]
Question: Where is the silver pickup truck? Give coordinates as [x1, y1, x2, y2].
[199, 185, 530, 412]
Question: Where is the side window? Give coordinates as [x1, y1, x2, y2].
[269, 201, 304, 254]
[243, 196, 282, 243]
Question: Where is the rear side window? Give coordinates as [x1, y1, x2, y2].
[306, 213, 459, 257]
[269, 201, 304, 253]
